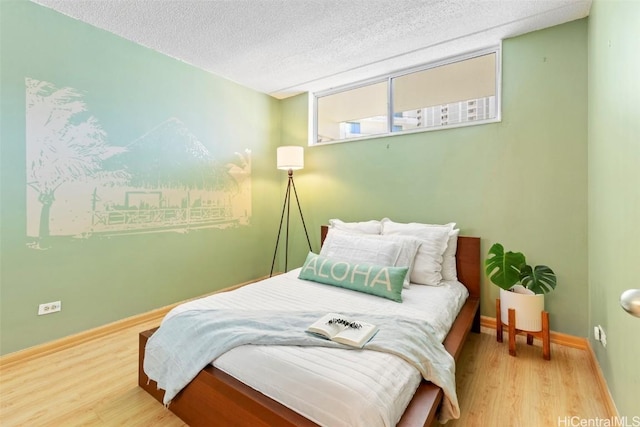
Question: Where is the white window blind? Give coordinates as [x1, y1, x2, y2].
[317, 81, 387, 142]
[393, 53, 496, 112]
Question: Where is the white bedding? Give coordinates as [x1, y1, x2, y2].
[163, 269, 469, 427]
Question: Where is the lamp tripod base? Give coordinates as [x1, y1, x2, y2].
[270, 170, 311, 277]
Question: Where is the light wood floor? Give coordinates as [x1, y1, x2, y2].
[434, 328, 610, 427]
[0, 321, 610, 427]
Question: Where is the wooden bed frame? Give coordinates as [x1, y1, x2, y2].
[138, 226, 480, 426]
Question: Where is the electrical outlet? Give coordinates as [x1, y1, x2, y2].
[598, 325, 607, 347]
[38, 301, 61, 315]
[593, 326, 601, 341]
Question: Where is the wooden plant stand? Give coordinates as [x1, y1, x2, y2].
[496, 298, 551, 360]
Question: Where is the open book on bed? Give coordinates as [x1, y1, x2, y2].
[306, 313, 379, 348]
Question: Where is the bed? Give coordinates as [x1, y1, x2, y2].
[138, 222, 480, 426]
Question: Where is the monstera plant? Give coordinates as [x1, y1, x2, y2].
[485, 243, 557, 331]
[485, 243, 557, 294]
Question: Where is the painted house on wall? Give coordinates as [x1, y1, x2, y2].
[0, 0, 638, 419]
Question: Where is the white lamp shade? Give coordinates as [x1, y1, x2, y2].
[277, 146, 304, 170]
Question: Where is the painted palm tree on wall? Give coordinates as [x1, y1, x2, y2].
[25, 77, 128, 249]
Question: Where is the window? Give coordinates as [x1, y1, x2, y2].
[316, 81, 387, 143]
[312, 47, 500, 145]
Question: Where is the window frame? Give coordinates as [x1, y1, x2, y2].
[309, 45, 502, 146]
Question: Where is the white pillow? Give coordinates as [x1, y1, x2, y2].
[320, 228, 401, 267]
[380, 218, 456, 235]
[380, 218, 454, 286]
[329, 218, 381, 234]
[320, 229, 421, 288]
[442, 229, 460, 281]
[377, 235, 422, 288]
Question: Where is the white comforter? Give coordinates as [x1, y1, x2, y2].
[163, 268, 469, 426]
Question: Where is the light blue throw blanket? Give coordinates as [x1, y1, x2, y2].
[143, 309, 460, 422]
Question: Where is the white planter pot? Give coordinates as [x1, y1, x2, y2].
[500, 287, 545, 332]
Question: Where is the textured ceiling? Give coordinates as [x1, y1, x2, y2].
[32, 0, 591, 99]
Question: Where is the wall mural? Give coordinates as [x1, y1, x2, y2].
[25, 77, 252, 250]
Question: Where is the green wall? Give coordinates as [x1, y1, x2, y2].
[0, 1, 281, 354]
[282, 19, 589, 337]
[588, 0, 640, 418]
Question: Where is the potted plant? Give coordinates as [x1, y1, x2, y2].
[485, 243, 557, 332]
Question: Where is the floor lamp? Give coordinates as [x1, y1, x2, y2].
[270, 146, 312, 277]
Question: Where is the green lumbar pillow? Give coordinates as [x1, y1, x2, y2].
[298, 252, 407, 302]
